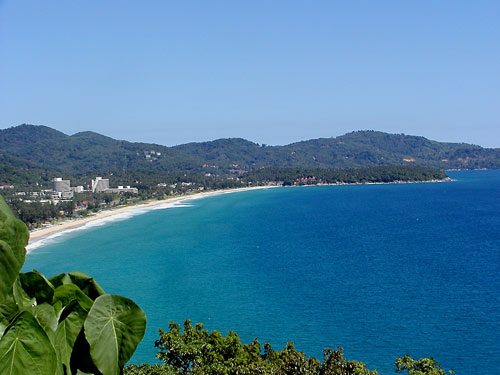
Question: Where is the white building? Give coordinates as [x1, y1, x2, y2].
[53, 177, 71, 193]
[53, 177, 73, 199]
[92, 177, 110, 193]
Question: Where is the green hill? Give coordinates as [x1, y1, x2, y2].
[0, 125, 498, 187]
[173, 130, 500, 170]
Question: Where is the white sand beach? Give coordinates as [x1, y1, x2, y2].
[27, 185, 277, 252]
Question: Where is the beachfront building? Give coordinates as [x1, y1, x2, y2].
[92, 177, 109, 193]
[52, 177, 73, 199]
[53, 177, 70, 193]
[91, 177, 138, 194]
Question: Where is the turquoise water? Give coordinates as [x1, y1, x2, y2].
[24, 170, 500, 374]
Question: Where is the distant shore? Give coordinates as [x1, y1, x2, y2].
[27, 185, 278, 251]
[27, 178, 452, 252]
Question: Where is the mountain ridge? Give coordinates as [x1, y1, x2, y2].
[0, 125, 498, 186]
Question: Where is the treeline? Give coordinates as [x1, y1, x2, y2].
[243, 165, 448, 186]
[0, 162, 53, 188]
[124, 320, 453, 375]
[8, 199, 75, 226]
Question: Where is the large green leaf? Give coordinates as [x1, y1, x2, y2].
[49, 272, 72, 288]
[12, 277, 35, 310]
[0, 198, 28, 263]
[19, 271, 55, 304]
[0, 283, 23, 339]
[0, 321, 6, 339]
[50, 271, 105, 301]
[32, 303, 58, 340]
[0, 242, 20, 304]
[55, 301, 88, 373]
[0, 292, 21, 329]
[84, 294, 146, 375]
[0, 197, 28, 304]
[68, 272, 106, 300]
[53, 283, 94, 312]
[0, 311, 57, 375]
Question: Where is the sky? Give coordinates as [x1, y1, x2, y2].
[0, 1, 499, 147]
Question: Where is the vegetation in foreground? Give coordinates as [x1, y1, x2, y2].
[125, 321, 454, 375]
[0, 196, 146, 375]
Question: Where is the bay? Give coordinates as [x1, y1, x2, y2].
[24, 170, 500, 374]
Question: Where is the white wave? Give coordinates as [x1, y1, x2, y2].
[150, 202, 194, 210]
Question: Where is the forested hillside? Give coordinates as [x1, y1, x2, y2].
[0, 124, 498, 187]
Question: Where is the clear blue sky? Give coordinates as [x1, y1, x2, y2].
[1, 1, 499, 147]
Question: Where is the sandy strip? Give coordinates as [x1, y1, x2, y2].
[27, 185, 278, 251]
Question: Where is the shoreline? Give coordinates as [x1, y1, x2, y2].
[27, 185, 278, 252]
[27, 178, 452, 252]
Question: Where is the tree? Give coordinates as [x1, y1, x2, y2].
[145, 320, 378, 374]
[126, 322, 456, 375]
[395, 355, 454, 375]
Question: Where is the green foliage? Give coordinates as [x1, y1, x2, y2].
[243, 165, 448, 185]
[7, 200, 62, 227]
[125, 364, 174, 375]
[125, 322, 455, 375]
[143, 320, 378, 374]
[0, 198, 28, 304]
[54, 301, 87, 371]
[395, 355, 454, 375]
[85, 295, 147, 375]
[0, 311, 58, 375]
[0, 196, 146, 374]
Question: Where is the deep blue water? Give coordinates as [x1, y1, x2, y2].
[24, 170, 500, 374]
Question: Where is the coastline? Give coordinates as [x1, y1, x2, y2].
[27, 178, 452, 252]
[27, 185, 278, 252]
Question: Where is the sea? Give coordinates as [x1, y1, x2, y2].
[24, 170, 500, 374]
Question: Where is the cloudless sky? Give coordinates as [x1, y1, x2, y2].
[1, 1, 499, 147]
